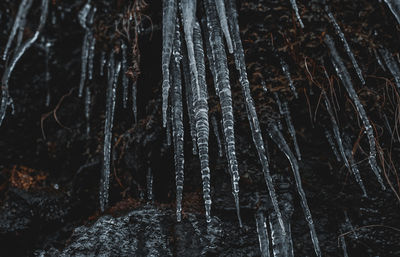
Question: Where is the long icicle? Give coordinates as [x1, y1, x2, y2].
[1, 0, 49, 126]
[204, 0, 242, 227]
[280, 58, 298, 98]
[268, 119, 321, 257]
[215, 0, 233, 53]
[289, 0, 304, 28]
[171, 19, 185, 222]
[100, 52, 121, 212]
[325, 35, 386, 190]
[2, 0, 33, 61]
[323, 92, 367, 196]
[193, 21, 212, 223]
[324, 129, 341, 162]
[255, 211, 271, 257]
[326, 7, 365, 85]
[162, 0, 177, 127]
[182, 48, 198, 155]
[225, 0, 285, 232]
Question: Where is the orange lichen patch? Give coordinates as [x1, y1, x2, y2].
[10, 165, 47, 191]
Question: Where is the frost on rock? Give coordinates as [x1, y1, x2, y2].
[193, 21, 212, 223]
[255, 211, 271, 257]
[268, 120, 321, 257]
[204, 0, 242, 227]
[326, 7, 365, 85]
[100, 53, 121, 212]
[325, 35, 386, 190]
[289, 0, 304, 28]
[0, 0, 49, 126]
[162, 0, 177, 127]
[171, 21, 185, 222]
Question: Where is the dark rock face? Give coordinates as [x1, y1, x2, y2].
[37, 206, 260, 257]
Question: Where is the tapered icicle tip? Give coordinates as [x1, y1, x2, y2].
[234, 194, 243, 228]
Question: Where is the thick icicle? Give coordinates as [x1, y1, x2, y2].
[215, 0, 233, 53]
[121, 42, 129, 108]
[225, 0, 285, 232]
[324, 129, 341, 162]
[171, 21, 185, 222]
[289, 0, 304, 28]
[204, 0, 242, 227]
[2, 0, 33, 61]
[211, 115, 223, 157]
[84, 86, 91, 136]
[0, 0, 49, 126]
[280, 58, 298, 98]
[255, 211, 271, 257]
[379, 47, 400, 90]
[100, 53, 121, 212]
[326, 8, 365, 85]
[182, 49, 198, 155]
[384, 0, 400, 25]
[325, 35, 386, 190]
[193, 21, 212, 223]
[268, 120, 321, 257]
[162, 0, 177, 127]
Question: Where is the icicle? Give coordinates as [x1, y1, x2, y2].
[100, 53, 121, 212]
[78, 4, 96, 97]
[182, 48, 198, 155]
[44, 38, 52, 107]
[255, 211, 271, 257]
[0, 0, 49, 126]
[324, 129, 341, 162]
[121, 42, 129, 108]
[132, 81, 137, 123]
[146, 167, 153, 202]
[166, 105, 172, 146]
[326, 8, 365, 85]
[171, 21, 185, 222]
[79, 33, 90, 97]
[339, 229, 349, 257]
[88, 34, 96, 81]
[162, 0, 177, 127]
[2, 0, 33, 61]
[193, 21, 212, 223]
[289, 0, 304, 28]
[283, 101, 301, 160]
[85, 86, 91, 136]
[384, 0, 400, 25]
[204, 0, 242, 227]
[268, 120, 321, 257]
[100, 51, 106, 76]
[373, 48, 386, 71]
[379, 47, 400, 90]
[215, 0, 233, 53]
[343, 134, 368, 197]
[224, 0, 285, 232]
[280, 58, 298, 98]
[211, 115, 223, 157]
[325, 35, 386, 190]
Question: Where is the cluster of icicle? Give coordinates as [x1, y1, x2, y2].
[162, 0, 320, 256]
